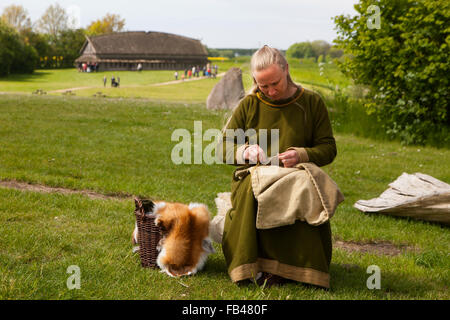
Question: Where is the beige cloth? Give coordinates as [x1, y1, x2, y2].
[249, 162, 344, 229]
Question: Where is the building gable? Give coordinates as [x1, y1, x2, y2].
[83, 41, 96, 55]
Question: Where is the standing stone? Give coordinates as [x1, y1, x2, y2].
[206, 67, 245, 110]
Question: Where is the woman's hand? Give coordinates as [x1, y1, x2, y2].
[278, 150, 300, 167]
[243, 145, 267, 164]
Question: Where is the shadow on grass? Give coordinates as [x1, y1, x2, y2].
[361, 211, 450, 229]
[0, 71, 53, 82]
[201, 249, 229, 277]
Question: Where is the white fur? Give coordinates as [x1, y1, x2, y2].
[154, 201, 166, 212]
[191, 237, 215, 273]
[133, 222, 138, 243]
[156, 237, 215, 277]
[154, 201, 166, 225]
[188, 202, 208, 210]
[156, 246, 175, 277]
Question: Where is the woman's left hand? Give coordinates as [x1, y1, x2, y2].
[278, 150, 300, 168]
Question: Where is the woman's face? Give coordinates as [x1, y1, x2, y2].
[253, 63, 289, 100]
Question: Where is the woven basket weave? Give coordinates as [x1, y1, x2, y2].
[134, 197, 162, 268]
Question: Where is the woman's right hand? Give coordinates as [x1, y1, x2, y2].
[243, 144, 267, 164]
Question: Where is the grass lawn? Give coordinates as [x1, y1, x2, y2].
[0, 94, 448, 299]
[75, 77, 225, 103]
[0, 69, 174, 93]
[0, 59, 241, 96]
[0, 57, 340, 100]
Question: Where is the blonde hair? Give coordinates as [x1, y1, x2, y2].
[249, 45, 296, 94]
[221, 45, 297, 131]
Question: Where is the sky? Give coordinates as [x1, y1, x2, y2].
[0, 0, 360, 49]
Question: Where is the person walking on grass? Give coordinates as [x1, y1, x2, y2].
[219, 45, 336, 288]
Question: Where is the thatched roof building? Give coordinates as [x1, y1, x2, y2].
[75, 31, 208, 71]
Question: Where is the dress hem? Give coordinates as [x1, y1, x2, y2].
[229, 258, 330, 288]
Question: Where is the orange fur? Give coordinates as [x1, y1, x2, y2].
[155, 202, 211, 276]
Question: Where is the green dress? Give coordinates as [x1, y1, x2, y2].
[221, 86, 337, 288]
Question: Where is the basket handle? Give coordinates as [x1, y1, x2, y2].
[134, 196, 156, 216]
[134, 197, 144, 216]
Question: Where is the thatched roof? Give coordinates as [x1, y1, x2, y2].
[75, 31, 208, 63]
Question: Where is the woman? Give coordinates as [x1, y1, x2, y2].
[220, 45, 337, 288]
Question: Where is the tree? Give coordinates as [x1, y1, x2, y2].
[286, 42, 314, 59]
[35, 3, 69, 41]
[328, 46, 344, 59]
[55, 28, 87, 67]
[334, 0, 449, 145]
[311, 40, 331, 60]
[0, 20, 38, 76]
[87, 13, 125, 35]
[1, 4, 31, 32]
[20, 28, 52, 61]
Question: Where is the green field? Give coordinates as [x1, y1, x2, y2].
[0, 58, 448, 300]
[0, 57, 344, 101]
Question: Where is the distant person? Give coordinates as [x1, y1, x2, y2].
[103, 76, 107, 87]
[117, 77, 120, 87]
[111, 76, 116, 87]
[174, 71, 178, 80]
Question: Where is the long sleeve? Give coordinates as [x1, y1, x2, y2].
[216, 101, 249, 165]
[303, 96, 337, 167]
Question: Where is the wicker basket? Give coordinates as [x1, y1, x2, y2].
[134, 197, 162, 268]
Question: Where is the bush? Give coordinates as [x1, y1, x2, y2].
[13, 42, 38, 73]
[287, 42, 314, 59]
[0, 21, 17, 75]
[334, 0, 450, 145]
[0, 20, 38, 76]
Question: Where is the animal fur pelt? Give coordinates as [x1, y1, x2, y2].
[133, 201, 215, 277]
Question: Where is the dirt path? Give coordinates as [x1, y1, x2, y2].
[0, 179, 417, 256]
[50, 86, 94, 93]
[0, 179, 131, 201]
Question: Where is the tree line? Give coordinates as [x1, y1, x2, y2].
[0, 4, 125, 76]
[207, 48, 258, 59]
[207, 44, 343, 62]
[286, 40, 343, 62]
